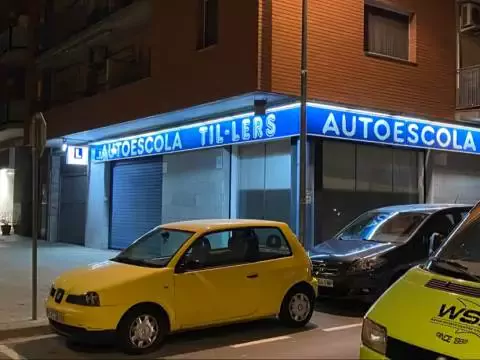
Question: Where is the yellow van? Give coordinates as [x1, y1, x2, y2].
[360, 202, 480, 359]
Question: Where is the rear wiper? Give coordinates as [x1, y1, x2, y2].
[431, 258, 480, 282]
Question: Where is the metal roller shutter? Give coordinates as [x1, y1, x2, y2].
[110, 158, 163, 250]
[428, 151, 480, 205]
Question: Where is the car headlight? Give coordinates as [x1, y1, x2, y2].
[362, 318, 387, 355]
[307, 257, 313, 278]
[349, 257, 387, 273]
[66, 291, 100, 306]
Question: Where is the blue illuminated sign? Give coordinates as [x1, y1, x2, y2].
[307, 104, 480, 154]
[90, 101, 480, 162]
[90, 104, 300, 161]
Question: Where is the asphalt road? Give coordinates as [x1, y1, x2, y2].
[0, 300, 369, 359]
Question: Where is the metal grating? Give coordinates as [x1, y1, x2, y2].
[425, 278, 480, 298]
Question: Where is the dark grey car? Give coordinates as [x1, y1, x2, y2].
[309, 204, 472, 302]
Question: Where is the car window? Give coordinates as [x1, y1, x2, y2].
[180, 227, 292, 271]
[445, 214, 454, 224]
[336, 211, 428, 244]
[424, 213, 456, 237]
[113, 228, 194, 267]
[254, 228, 292, 258]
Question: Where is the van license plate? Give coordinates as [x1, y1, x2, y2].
[317, 278, 334, 288]
[46, 308, 64, 323]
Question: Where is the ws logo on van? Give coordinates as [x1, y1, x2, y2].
[431, 298, 480, 338]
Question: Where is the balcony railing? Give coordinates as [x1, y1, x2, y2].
[0, 25, 28, 55]
[457, 65, 480, 109]
[39, 0, 134, 52]
[0, 100, 28, 126]
[107, 48, 151, 89]
[44, 48, 151, 109]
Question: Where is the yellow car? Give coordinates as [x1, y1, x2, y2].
[360, 203, 480, 359]
[46, 219, 318, 354]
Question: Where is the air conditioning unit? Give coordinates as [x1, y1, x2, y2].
[460, 2, 480, 32]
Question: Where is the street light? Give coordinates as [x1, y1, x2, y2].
[298, 0, 308, 247]
[30, 112, 47, 321]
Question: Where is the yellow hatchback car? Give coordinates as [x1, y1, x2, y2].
[46, 219, 318, 354]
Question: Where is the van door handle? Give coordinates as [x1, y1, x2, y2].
[246, 273, 258, 279]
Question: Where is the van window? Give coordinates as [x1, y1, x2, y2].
[431, 219, 480, 280]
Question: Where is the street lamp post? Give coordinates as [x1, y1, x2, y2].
[30, 113, 46, 320]
[298, 0, 308, 247]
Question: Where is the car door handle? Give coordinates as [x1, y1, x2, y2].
[246, 273, 259, 279]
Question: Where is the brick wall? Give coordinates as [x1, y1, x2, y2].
[45, 0, 259, 139]
[265, 0, 456, 121]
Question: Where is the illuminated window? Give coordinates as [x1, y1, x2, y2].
[197, 0, 218, 49]
[364, 5, 410, 61]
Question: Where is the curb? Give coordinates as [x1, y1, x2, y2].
[0, 319, 52, 341]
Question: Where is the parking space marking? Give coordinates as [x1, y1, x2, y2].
[1, 334, 58, 345]
[230, 335, 291, 348]
[322, 323, 362, 332]
[0, 345, 25, 360]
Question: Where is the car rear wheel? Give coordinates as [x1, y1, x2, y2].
[117, 306, 168, 355]
[279, 286, 315, 328]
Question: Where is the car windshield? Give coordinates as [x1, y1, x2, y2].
[428, 214, 480, 282]
[111, 228, 194, 268]
[335, 210, 427, 244]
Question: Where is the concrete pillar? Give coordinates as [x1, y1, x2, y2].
[84, 161, 110, 249]
[47, 153, 60, 242]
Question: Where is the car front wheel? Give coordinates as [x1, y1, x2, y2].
[279, 286, 315, 328]
[117, 306, 168, 354]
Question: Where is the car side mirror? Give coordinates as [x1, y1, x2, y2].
[429, 232, 445, 255]
[175, 258, 202, 274]
[176, 261, 187, 274]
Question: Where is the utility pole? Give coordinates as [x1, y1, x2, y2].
[30, 112, 46, 320]
[298, 0, 308, 247]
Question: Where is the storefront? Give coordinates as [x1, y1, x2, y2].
[0, 147, 30, 236]
[49, 100, 480, 250]
[307, 102, 480, 245]
[0, 148, 14, 230]
[85, 104, 299, 249]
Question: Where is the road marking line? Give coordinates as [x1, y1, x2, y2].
[230, 335, 291, 348]
[2, 334, 58, 345]
[0, 345, 25, 360]
[322, 323, 362, 332]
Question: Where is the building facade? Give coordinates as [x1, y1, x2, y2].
[25, 0, 480, 250]
[0, 0, 37, 237]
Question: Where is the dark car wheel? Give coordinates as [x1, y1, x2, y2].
[279, 285, 315, 328]
[116, 305, 169, 355]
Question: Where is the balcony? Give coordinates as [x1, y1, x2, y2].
[37, 0, 151, 67]
[42, 47, 151, 109]
[0, 100, 27, 127]
[0, 24, 29, 65]
[0, 100, 26, 143]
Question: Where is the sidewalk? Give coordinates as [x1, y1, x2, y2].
[0, 235, 118, 326]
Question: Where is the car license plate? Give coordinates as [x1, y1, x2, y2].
[317, 278, 334, 288]
[46, 308, 64, 323]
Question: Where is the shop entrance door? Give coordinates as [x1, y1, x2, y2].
[58, 160, 87, 245]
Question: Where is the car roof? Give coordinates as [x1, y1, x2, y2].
[374, 203, 473, 214]
[160, 219, 287, 232]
